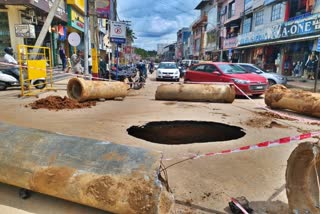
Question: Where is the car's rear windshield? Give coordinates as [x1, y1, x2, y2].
[217, 64, 247, 74]
[159, 63, 177, 69]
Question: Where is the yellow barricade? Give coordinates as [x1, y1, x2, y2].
[17, 45, 55, 97]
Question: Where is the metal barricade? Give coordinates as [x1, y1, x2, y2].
[17, 45, 55, 97]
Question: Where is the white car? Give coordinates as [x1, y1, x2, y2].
[156, 62, 180, 81]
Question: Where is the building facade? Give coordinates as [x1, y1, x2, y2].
[187, 0, 320, 75]
[0, 0, 67, 61]
[176, 27, 191, 60]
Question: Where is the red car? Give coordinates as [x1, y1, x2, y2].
[184, 62, 268, 96]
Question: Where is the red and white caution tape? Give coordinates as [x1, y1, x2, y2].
[163, 131, 320, 161]
[231, 198, 249, 214]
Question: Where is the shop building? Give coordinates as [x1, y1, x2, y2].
[176, 27, 191, 60]
[0, 0, 67, 58]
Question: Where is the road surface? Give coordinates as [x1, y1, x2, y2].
[0, 72, 318, 213]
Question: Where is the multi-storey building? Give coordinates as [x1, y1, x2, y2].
[188, 0, 320, 75]
[176, 27, 191, 60]
[0, 0, 67, 61]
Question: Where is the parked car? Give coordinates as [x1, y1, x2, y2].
[154, 63, 159, 69]
[181, 59, 200, 67]
[184, 62, 268, 96]
[235, 63, 287, 86]
[156, 62, 180, 81]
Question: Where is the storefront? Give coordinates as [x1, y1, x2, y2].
[67, 6, 85, 56]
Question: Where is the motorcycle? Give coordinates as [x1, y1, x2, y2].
[99, 65, 145, 90]
[0, 68, 46, 91]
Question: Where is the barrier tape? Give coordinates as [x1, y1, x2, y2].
[163, 131, 320, 161]
[185, 80, 320, 125]
[231, 198, 249, 214]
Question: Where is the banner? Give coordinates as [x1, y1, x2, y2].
[96, 0, 110, 18]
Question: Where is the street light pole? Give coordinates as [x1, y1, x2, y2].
[84, 0, 89, 75]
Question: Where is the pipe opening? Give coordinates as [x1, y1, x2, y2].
[127, 120, 246, 145]
[67, 79, 83, 101]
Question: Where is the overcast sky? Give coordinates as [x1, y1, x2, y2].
[117, 0, 200, 51]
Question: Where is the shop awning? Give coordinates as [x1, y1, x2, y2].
[236, 34, 319, 49]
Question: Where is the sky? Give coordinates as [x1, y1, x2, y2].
[117, 0, 200, 51]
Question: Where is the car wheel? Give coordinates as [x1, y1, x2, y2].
[34, 80, 46, 89]
[268, 79, 277, 87]
[175, 78, 180, 82]
[0, 82, 7, 91]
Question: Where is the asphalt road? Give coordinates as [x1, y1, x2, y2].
[0, 73, 318, 213]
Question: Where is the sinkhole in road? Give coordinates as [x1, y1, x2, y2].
[127, 121, 246, 145]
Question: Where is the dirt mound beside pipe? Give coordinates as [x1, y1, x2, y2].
[286, 142, 320, 213]
[26, 96, 96, 110]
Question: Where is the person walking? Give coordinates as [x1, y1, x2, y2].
[305, 52, 318, 80]
[59, 46, 67, 72]
[88, 55, 92, 74]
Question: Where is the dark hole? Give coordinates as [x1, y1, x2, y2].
[127, 120, 246, 145]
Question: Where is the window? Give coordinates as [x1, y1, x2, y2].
[271, 3, 282, 21]
[205, 64, 218, 73]
[243, 18, 252, 33]
[191, 64, 206, 72]
[255, 10, 264, 26]
[244, 0, 253, 11]
[239, 64, 256, 73]
[228, 1, 235, 19]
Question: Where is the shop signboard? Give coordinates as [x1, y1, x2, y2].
[239, 13, 320, 46]
[68, 6, 84, 32]
[15, 24, 36, 38]
[110, 21, 126, 44]
[317, 37, 320, 52]
[223, 37, 239, 49]
[280, 13, 320, 37]
[96, 0, 111, 18]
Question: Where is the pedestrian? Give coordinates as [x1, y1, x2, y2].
[71, 50, 84, 74]
[149, 61, 154, 74]
[293, 61, 302, 77]
[3, 47, 20, 80]
[88, 55, 92, 74]
[305, 52, 318, 80]
[59, 46, 67, 72]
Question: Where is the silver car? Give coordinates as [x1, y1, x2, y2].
[236, 63, 287, 86]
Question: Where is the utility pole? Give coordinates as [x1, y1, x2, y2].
[89, 0, 99, 79]
[34, 0, 61, 52]
[84, 0, 89, 75]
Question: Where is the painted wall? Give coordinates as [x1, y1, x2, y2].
[6, 6, 24, 53]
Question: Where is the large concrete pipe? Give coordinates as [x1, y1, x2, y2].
[286, 142, 320, 213]
[265, 84, 320, 118]
[155, 83, 236, 103]
[67, 78, 128, 102]
[0, 122, 173, 214]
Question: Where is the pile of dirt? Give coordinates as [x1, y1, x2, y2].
[255, 111, 296, 121]
[26, 96, 96, 111]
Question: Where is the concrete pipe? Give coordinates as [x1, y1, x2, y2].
[155, 83, 236, 103]
[265, 84, 320, 118]
[286, 142, 320, 213]
[0, 122, 173, 214]
[67, 78, 128, 102]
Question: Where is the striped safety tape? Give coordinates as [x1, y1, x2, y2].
[163, 131, 320, 161]
[231, 198, 249, 214]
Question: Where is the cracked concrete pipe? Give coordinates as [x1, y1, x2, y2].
[286, 142, 320, 213]
[264, 85, 320, 118]
[155, 83, 236, 103]
[0, 122, 173, 214]
[67, 78, 128, 102]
